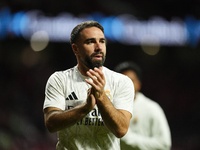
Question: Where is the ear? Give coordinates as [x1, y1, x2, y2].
[72, 44, 79, 55]
[137, 81, 142, 92]
[133, 79, 142, 93]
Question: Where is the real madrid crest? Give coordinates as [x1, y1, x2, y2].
[105, 89, 112, 102]
[133, 117, 138, 124]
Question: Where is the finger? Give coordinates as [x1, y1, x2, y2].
[86, 69, 105, 91]
[85, 76, 101, 91]
[99, 67, 103, 71]
[87, 69, 98, 77]
[85, 77, 98, 88]
[86, 70, 100, 83]
[93, 68, 105, 86]
[87, 88, 92, 95]
[85, 78, 94, 86]
[94, 67, 105, 81]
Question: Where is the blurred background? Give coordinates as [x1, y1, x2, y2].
[0, 0, 200, 149]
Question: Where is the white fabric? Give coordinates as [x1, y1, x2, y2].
[43, 66, 134, 150]
[121, 92, 171, 150]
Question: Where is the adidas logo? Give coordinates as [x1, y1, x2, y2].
[66, 92, 78, 100]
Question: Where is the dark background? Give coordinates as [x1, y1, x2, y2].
[1, 0, 200, 150]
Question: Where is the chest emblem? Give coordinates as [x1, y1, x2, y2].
[133, 116, 138, 124]
[105, 89, 112, 101]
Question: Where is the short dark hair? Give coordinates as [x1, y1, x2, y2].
[70, 21, 104, 45]
[115, 61, 143, 82]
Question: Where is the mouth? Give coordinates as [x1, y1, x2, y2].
[93, 54, 102, 60]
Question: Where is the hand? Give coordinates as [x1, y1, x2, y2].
[85, 67, 106, 100]
[86, 87, 96, 111]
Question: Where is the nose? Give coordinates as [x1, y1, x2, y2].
[95, 42, 102, 51]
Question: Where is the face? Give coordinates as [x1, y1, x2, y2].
[121, 70, 141, 93]
[73, 27, 106, 70]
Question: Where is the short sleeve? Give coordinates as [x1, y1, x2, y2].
[43, 72, 66, 110]
[113, 75, 134, 115]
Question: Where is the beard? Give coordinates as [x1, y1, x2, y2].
[81, 52, 106, 70]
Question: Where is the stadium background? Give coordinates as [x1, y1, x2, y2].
[0, 0, 200, 149]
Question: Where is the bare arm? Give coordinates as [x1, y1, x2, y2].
[85, 67, 132, 138]
[43, 89, 96, 133]
[96, 93, 132, 138]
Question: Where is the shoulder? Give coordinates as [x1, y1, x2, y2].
[103, 67, 134, 95]
[136, 93, 167, 119]
[103, 66, 132, 82]
[48, 66, 76, 82]
[137, 93, 163, 111]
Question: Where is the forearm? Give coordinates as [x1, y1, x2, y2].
[122, 132, 171, 150]
[85, 68, 131, 137]
[96, 94, 130, 138]
[135, 136, 171, 150]
[44, 103, 91, 133]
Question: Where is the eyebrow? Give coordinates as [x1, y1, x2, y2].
[85, 38, 106, 42]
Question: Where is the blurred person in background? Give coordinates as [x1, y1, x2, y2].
[43, 21, 135, 150]
[115, 61, 171, 150]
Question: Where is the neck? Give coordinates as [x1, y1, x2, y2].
[77, 64, 89, 76]
[134, 91, 139, 101]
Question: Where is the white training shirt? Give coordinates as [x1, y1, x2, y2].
[43, 66, 134, 150]
[121, 92, 171, 150]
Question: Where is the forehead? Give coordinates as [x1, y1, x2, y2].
[80, 27, 105, 39]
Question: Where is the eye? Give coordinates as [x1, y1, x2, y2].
[100, 39, 106, 43]
[86, 39, 95, 44]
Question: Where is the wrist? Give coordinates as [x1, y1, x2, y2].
[80, 102, 92, 115]
[96, 92, 109, 104]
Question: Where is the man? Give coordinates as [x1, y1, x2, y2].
[115, 61, 171, 150]
[43, 21, 135, 150]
